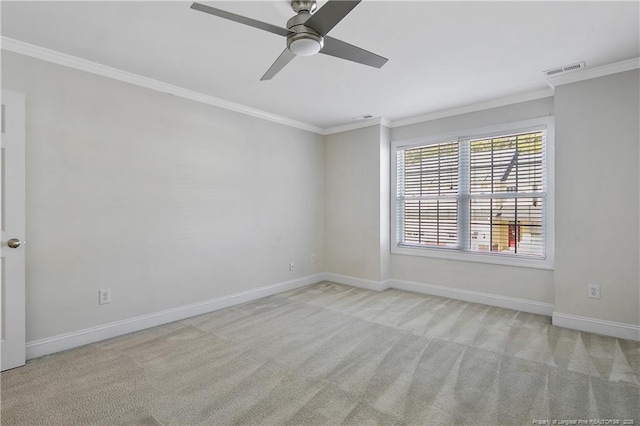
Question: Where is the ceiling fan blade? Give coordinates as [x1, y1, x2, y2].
[260, 49, 296, 81]
[321, 36, 388, 68]
[303, 0, 361, 36]
[191, 2, 290, 37]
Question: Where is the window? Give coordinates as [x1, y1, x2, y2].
[392, 118, 553, 269]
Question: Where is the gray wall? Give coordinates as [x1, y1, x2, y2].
[389, 98, 556, 304]
[2, 51, 325, 342]
[324, 125, 385, 281]
[554, 69, 639, 325]
[3, 48, 638, 344]
[324, 71, 639, 328]
[379, 125, 391, 282]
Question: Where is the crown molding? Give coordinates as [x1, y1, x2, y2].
[546, 57, 640, 89]
[5, 37, 636, 136]
[321, 117, 392, 135]
[322, 89, 554, 135]
[388, 88, 554, 129]
[1, 37, 324, 135]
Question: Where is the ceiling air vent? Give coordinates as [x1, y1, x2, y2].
[543, 62, 586, 78]
[352, 114, 374, 120]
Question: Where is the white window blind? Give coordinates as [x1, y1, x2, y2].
[397, 142, 459, 248]
[394, 120, 550, 265]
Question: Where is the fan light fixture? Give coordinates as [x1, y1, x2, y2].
[289, 37, 322, 56]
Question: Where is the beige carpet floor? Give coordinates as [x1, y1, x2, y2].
[1, 281, 639, 425]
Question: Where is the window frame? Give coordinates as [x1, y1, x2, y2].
[391, 117, 555, 270]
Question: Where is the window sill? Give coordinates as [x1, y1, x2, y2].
[391, 244, 554, 270]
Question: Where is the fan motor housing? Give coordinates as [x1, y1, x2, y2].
[286, 12, 324, 56]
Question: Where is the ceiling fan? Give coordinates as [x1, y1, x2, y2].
[190, 0, 388, 81]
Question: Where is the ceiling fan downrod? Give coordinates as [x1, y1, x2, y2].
[290, 0, 317, 14]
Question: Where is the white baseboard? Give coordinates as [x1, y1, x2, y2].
[388, 279, 555, 316]
[552, 312, 640, 342]
[321, 272, 389, 291]
[26, 272, 639, 360]
[26, 274, 324, 360]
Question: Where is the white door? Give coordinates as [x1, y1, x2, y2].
[1, 90, 26, 371]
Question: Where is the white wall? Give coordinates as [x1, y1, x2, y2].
[554, 69, 639, 326]
[2, 51, 325, 342]
[389, 98, 556, 304]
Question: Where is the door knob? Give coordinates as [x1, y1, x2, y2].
[7, 238, 22, 248]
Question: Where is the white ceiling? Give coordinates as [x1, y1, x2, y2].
[2, 1, 639, 129]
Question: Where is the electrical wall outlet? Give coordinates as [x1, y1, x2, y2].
[99, 288, 111, 305]
[311, 254, 316, 264]
[289, 262, 295, 272]
[588, 284, 600, 299]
